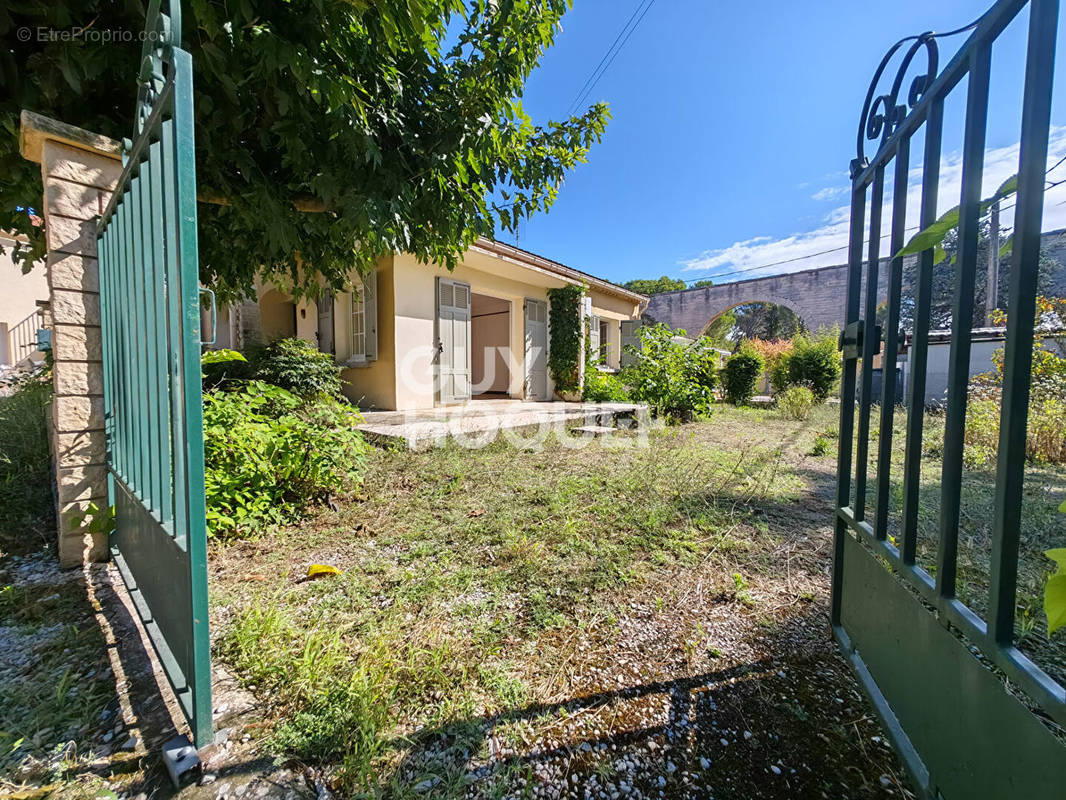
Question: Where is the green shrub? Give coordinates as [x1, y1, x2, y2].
[810, 434, 831, 457]
[583, 368, 630, 403]
[252, 338, 344, 400]
[621, 324, 716, 421]
[786, 330, 841, 402]
[964, 337, 1066, 465]
[202, 381, 369, 536]
[778, 386, 816, 420]
[721, 344, 764, 405]
[0, 374, 53, 545]
[769, 354, 792, 395]
[202, 348, 254, 388]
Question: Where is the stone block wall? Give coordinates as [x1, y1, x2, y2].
[21, 113, 122, 566]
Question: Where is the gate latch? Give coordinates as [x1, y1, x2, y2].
[839, 320, 882, 360]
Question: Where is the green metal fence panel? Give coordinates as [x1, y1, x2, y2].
[96, 0, 212, 747]
[832, 0, 1066, 796]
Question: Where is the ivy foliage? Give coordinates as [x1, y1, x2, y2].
[547, 284, 584, 394]
[1, 1, 610, 299]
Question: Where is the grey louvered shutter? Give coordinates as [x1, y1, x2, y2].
[365, 268, 378, 361]
[620, 319, 641, 367]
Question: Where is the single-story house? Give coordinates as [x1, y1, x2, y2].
[214, 238, 647, 411]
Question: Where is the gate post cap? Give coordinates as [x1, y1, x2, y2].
[19, 110, 121, 165]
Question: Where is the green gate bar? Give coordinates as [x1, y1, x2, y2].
[97, 0, 212, 747]
[831, 0, 1066, 796]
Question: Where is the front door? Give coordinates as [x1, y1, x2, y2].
[524, 299, 548, 400]
[436, 277, 471, 404]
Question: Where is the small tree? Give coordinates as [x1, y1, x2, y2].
[622, 325, 715, 421]
[722, 344, 764, 405]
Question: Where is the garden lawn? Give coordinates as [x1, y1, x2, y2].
[210, 404, 926, 799]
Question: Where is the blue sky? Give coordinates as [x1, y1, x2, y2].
[504, 0, 1066, 287]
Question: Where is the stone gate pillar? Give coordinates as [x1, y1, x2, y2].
[20, 111, 122, 567]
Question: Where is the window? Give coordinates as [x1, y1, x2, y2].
[599, 318, 609, 363]
[335, 270, 378, 365]
[351, 283, 366, 358]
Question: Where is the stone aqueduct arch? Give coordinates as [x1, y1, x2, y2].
[644, 262, 891, 336]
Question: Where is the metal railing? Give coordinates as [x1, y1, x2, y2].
[5, 309, 43, 365]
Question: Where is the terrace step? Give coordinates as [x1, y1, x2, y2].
[571, 425, 617, 437]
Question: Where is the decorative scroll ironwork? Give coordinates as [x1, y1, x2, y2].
[134, 0, 180, 139]
[852, 11, 990, 177]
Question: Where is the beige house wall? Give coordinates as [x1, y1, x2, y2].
[340, 255, 397, 409]
[378, 250, 579, 411]
[589, 288, 641, 371]
[254, 249, 645, 412]
[0, 232, 48, 365]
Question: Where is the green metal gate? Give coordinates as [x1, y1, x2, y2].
[833, 0, 1065, 796]
[97, 0, 212, 747]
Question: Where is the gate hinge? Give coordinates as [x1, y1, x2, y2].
[839, 321, 882, 360]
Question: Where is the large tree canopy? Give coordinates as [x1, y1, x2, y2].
[1, 0, 609, 298]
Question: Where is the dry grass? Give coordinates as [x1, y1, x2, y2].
[210, 405, 918, 798]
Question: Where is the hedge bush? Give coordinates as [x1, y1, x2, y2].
[786, 331, 841, 402]
[583, 368, 630, 403]
[722, 344, 764, 405]
[0, 373, 53, 544]
[252, 338, 345, 400]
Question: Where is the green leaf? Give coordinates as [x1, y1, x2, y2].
[1044, 573, 1066, 635]
[895, 172, 1019, 259]
[202, 348, 248, 365]
[1058, 499, 1066, 513]
[1046, 548, 1066, 573]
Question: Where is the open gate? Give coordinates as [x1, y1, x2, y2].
[832, 0, 1066, 796]
[97, 0, 212, 746]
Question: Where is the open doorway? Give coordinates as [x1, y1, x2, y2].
[471, 292, 511, 399]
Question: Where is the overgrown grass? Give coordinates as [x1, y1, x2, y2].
[212, 413, 825, 796]
[862, 404, 1066, 688]
[0, 375, 54, 551]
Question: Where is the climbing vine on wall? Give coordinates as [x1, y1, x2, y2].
[547, 284, 585, 394]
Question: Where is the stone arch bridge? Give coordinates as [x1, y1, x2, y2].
[644, 261, 893, 336]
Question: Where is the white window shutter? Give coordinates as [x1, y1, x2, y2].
[588, 314, 601, 359]
[365, 268, 378, 361]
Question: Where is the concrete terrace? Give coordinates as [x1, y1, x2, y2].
[356, 399, 649, 450]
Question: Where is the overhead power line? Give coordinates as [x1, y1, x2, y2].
[565, 0, 657, 117]
[678, 223, 924, 286]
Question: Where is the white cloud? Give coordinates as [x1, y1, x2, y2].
[811, 186, 848, 202]
[682, 127, 1066, 283]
